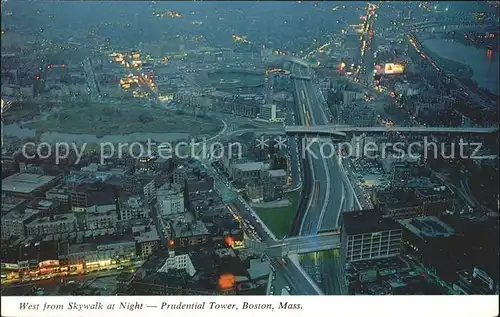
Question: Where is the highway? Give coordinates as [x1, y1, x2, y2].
[285, 108, 303, 191]
[295, 62, 359, 295]
[266, 62, 358, 296]
[294, 64, 357, 233]
[225, 125, 498, 138]
[269, 258, 320, 295]
[285, 125, 498, 134]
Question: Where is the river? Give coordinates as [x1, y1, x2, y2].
[423, 38, 499, 95]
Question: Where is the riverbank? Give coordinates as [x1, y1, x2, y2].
[422, 38, 499, 95]
[420, 42, 474, 79]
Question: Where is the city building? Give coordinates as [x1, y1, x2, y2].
[120, 176, 156, 202]
[1, 241, 59, 278]
[118, 249, 218, 295]
[45, 185, 70, 204]
[372, 189, 424, 219]
[25, 213, 77, 239]
[157, 250, 196, 277]
[173, 166, 188, 186]
[1, 208, 40, 240]
[398, 216, 460, 280]
[265, 169, 287, 186]
[260, 104, 277, 121]
[172, 218, 210, 248]
[2, 173, 60, 198]
[373, 185, 455, 219]
[132, 221, 160, 259]
[245, 182, 264, 202]
[69, 182, 117, 213]
[58, 238, 136, 270]
[83, 204, 118, 232]
[414, 187, 455, 216]
[186, 175, 214, 194]
[230, 162, 270, 182]
[118, 196, 150, 221]
[157, 185, 185, 216]
[454, 267, 498, 295]
[26, 199, 60, 218]
[341, 209, 402, 263]
[1, 196, 27, 215]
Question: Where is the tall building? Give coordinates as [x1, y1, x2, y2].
[173, 166, 188, 186]
[341, 209, 402, 263]
[260, 104, 277, 121]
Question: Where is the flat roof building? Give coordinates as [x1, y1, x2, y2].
[341, 209, 402, 264]
[2, 173, 59, 197]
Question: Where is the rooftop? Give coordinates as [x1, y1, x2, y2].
[2, 173, 57, 194]
[133, 224, 160, 243]
[120, 196, 145, 209]
[342, 209, 401, 236]
[172, 219, 209, 238]
[248, 258, 270, 280]
[157, 184, 183, 197]
[232, 162, 269, 172]
[1, 196, 27, 213]
[215, 248, 236, 258]
[71, 183, 117, 206]
[267, 169, 287, 177]
[2, 208, 40, 223]
[398, 216, 455, 239]
[26, 213, 75, 226]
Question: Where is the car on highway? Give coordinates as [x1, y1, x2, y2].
[281, 258, 288, 265]
[285, 286, 292, 292]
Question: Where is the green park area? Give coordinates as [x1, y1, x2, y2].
[254, 189, 301, 239]
[24, 102, 223, 136]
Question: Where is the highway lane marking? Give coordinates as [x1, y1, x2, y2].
[335, 184, 345, 228]
[303, 82, 332, 234]
[298, 81, 317, 235]
[312, 181, 320, 206]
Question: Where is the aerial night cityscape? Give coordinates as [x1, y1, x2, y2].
[0, 0, 499, 306]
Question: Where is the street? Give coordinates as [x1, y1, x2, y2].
[1, 269, 126, 296]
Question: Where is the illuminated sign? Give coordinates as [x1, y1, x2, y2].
[39, 260, 59, 268]
[384, 63, 405, 74]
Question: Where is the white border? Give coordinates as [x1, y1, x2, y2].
[1, 296, 498, 317]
